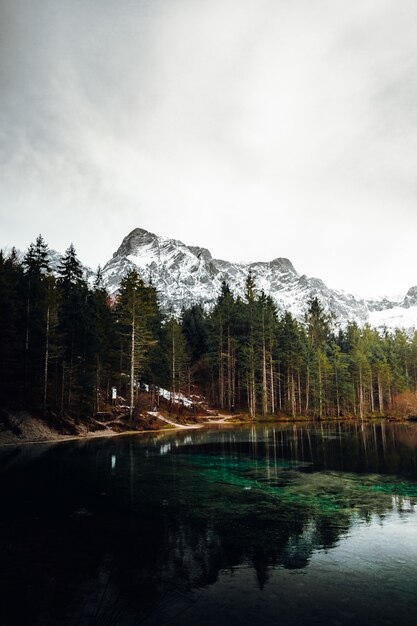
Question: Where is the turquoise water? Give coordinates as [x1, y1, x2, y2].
[1, 422, 417, 624]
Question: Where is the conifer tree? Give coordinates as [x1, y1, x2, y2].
[57, 244, 88, 412]
[21, 236, 53, 406]
[165, 316, 190, 400]
[58, 243, 84, 290]
[23, 235, 50, 276]
[244, 272, 258, 416]
[84, 269, 116, 413]
[305, 298, 332, 418]
[115, 270, 157, 417]
[0, 249, 26, 405]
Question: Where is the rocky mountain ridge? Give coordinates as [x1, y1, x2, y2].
[99, 228, 417, 330]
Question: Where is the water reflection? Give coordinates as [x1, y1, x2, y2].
[0, 422, 417, 625]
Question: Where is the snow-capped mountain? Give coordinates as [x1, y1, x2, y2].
[100, 228, 417, 331]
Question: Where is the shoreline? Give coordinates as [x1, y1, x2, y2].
[0, 413, 411, 449]
[0, 424, 203, 449]
[0, 414, 246, 449]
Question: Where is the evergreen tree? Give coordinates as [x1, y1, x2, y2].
[244, 273, 258, 416]
[84, 274, 116, 413]
[165, 316, 190, 400]
[115, 270, 157, 417]
[182, 304, 208, 363]
[305, 298, 332, 418]
[21, 236, 54, 407]
[58, 243, 84, 290]
[57, 244, 89, 413]
[23, 235, 50, 276]
[0, 249, 26, 405]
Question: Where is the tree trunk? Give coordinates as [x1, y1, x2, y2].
[318, 358, 323, 419]
[262, 337, 268, 416]
[370, 374, 375, 413]
[60, 362, 65, 416]
[359, 367, 364, 420]
[278, 364, 282, 410]
[24, 278, 31, 395]
[96, 355, 100, 414]
[43, 305, 50, 415]
[334, 364, 340, 418]
[130, 308, 135, 418]
[219, 322, 224, 409]
[269, 335, 275, 414]
[68, 332, 74, 409]
[291, 371, 296, 418]
[231, 339, 236, 410]
[378, 373, 384, 413]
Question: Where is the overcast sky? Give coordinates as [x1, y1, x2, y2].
[1, 0, 417, 297]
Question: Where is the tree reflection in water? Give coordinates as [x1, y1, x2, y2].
[0, 422, 417, 625]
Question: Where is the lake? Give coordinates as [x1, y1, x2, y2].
[1, 421, 417, 625]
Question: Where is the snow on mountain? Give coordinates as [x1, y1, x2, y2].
[20, 226, 410, 330]
[365, 287, 417, 332]
[100, 227, 416, 328]
[368, 305, 417, 332]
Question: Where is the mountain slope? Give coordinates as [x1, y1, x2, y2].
[101, 228, 416, 328]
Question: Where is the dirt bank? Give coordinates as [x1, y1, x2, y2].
[0, 409, 218, 447]
[0, 410, 113, 446]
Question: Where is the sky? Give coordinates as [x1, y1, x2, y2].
[1, 0, 417, 298]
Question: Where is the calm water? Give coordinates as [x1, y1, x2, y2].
[1, 422, 417, 625]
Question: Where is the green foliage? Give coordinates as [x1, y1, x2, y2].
[2, 237, 417, 420]
[199, 282, 417, 418]
[0, 243, 165, 417]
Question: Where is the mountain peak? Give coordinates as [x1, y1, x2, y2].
[188, 246, 213, 262]
[113, 228, 158, 257]
[402, 286, 417, 309]
[270, 257, 297, 274]
[100, 226, 416, 330]
[129, 227, 155, 237]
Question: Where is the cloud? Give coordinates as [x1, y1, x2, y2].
[1, 0, 417, 296]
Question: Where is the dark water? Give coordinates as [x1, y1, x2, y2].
[1, 422, 417, 625]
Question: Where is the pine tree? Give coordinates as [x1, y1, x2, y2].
[0, 249, 26, 405]
[244, 272, 258, 417]
[305, 298, 332, 418]
[21, 236, 53, 407]
[23, 235, 50, 276]
[82, 272, 116, 413]
[57, 244, 89, 412]
[165, 316, 190, 401]
[58, 243, 84, 290]
[115, 270, 157, 417]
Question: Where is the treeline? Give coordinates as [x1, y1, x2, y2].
[192, 279, 417, 418]
[1, 236, 417, 419]
[0, 236, 171, 416]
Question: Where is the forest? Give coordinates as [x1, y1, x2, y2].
[1, 235, 417, 421]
